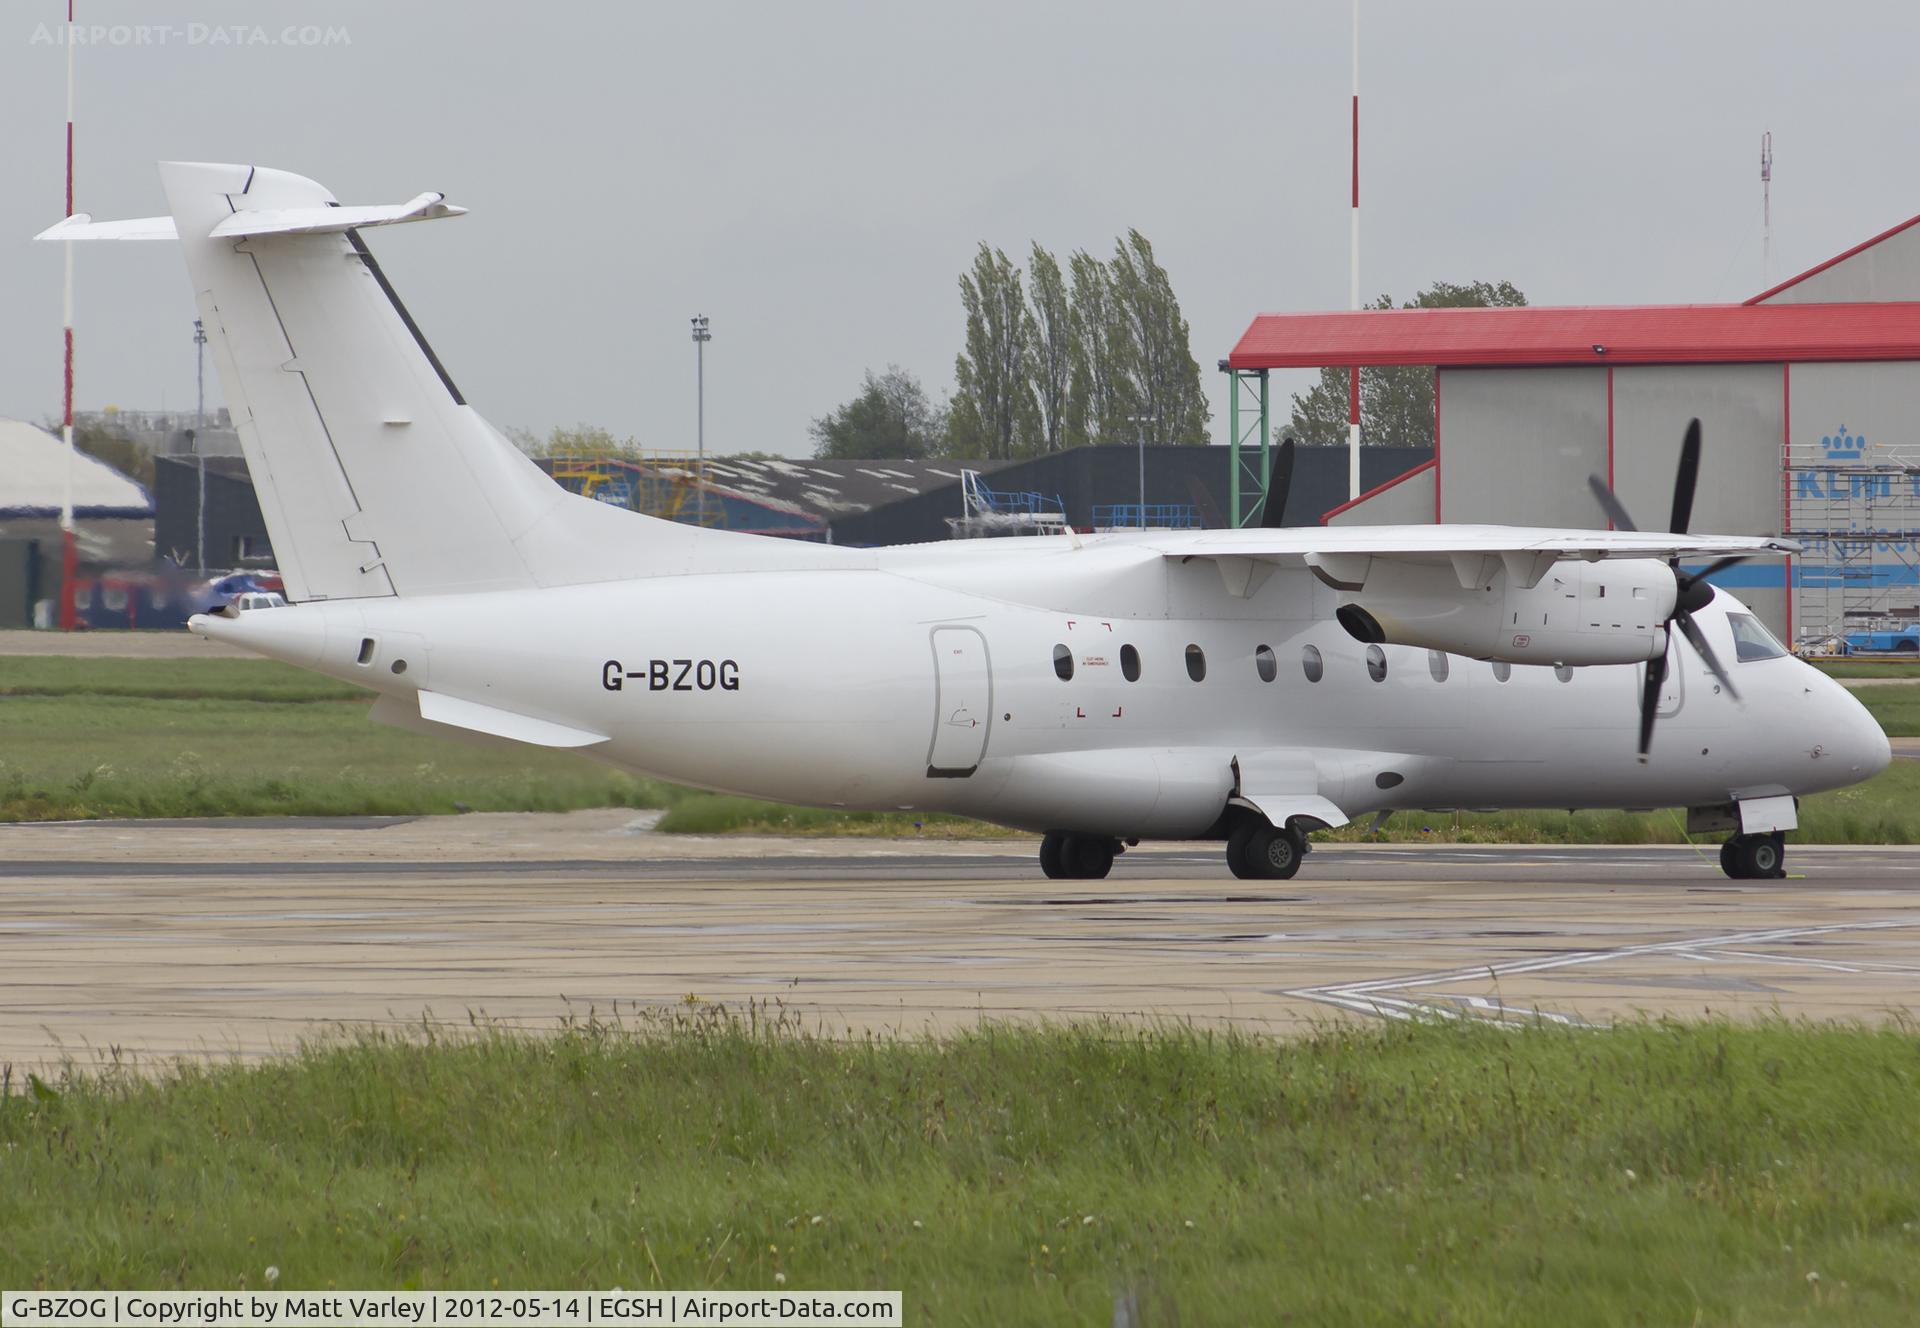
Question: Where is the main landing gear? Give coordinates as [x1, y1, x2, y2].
[1040, 831, 1119, 880]
[1226, 819, 1306, 880]
[1720, 832, 1786, 880]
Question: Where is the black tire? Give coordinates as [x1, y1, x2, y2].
[1252, 825, 1304, 880]
[1227, 821, 1304, 880]
[1040, 831, 1067, 880]
[1226, 820, 1262, 880]
[1063, 835, 1114, 880]
[1719, 839, 1739, 878]
[1897, 640, 1919, 653]
[1739, 832, 1785, 879]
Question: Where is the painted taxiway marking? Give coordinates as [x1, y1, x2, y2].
[1288, 917, 1920, 1026]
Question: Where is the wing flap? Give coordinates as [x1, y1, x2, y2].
[1152, 523, 1797, 565]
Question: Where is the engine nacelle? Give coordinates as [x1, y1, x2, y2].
[1328, 554, 1676, 666]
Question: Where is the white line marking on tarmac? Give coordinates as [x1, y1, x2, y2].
[1287, 916, 1920, 1026]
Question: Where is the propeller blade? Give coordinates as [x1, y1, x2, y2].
[1673, 610, 1741, 703]
[1638, 653, 1665, 760]
[1669, 418, 1701, 534]
[1586, 474, 1638, 532]
[1260, 438, 1297, 529]
[1682, 553, 1750, 588]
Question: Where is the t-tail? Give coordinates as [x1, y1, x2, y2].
[38, 161, 840, 602]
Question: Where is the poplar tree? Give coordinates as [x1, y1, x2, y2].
[948, 244, 1039, 461]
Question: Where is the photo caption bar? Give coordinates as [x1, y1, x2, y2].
[2, 1291, 903, 1328]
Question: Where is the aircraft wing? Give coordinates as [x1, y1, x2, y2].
[1147, 524, 1796, 599]
[1148, 524, 1795, 564]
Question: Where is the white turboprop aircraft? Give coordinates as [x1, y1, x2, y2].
[44, 163, 1892, 881]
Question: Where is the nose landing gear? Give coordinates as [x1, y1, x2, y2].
[1039, 831, 1118, 880]
[1720, 832, 1786, 879]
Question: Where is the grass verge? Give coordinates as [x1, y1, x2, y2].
[2, 1012, 1917, 1324]
[0, 659, 671, 821]
[1811, 659, 1920, 680]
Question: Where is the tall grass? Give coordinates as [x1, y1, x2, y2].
[3, 1012, 1918, 1323]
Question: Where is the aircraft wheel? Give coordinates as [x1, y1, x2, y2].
[1226, 820, 1261, 880]
[1722, 832, 1786, 880]
[1228, 821, 1304, 880]
[1040, 831, 1067, 880]
[1062, 835, 1115, 880]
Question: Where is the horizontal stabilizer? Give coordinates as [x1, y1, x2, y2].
[34, 213, 178, 241]
[33, 192, 463, 244]
[210, 191, 467, 238]
[415, 689, 608, 749]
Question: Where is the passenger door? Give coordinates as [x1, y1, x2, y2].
[927, 626, 991, 777]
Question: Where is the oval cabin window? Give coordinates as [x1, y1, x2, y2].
[1185, 644, 1207, 682]
[1120, 643, 1141, 682]
[1052, 644, 1074, 681]
[1254, 644, 1277, 683]
[1302, 644, 1324, 683]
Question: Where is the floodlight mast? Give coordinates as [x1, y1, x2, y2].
[58, 0, 78, 629]
[1348, 0, 1361, 503]
[194, 317, 208, 572]
[691, 314, 711, 528]
[1127, 412, 1152, 527]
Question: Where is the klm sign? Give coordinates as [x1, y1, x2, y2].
[1794, 470, 1910, 501]
[1819, 424, 1868, 461]
[1794, 422, 1918, 500]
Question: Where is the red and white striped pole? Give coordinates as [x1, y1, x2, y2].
[1347, 0, 1361, 501]
[58, 0, 78, 631]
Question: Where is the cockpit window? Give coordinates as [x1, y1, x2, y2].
[1727, 612, 1787, 662]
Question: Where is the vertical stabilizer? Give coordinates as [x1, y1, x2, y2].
[163, 161, 566, 600]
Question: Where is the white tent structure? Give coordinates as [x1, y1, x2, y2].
[0, 417, 152, 519]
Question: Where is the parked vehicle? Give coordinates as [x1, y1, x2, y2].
[215, 590, 288, 617]
[1846, 623, 1920, 653]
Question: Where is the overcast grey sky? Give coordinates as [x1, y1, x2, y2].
[3, 0, 1918, 456]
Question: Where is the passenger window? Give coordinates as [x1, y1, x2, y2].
[1302, 644, 1324, 683]
[1428, 650, 1448, 682]
[1254, 644, 1277, 683]
[1492, 660, 1512, 682]
[1726, 612, 1787, 662]
[1366, 645, 1387, 682]
[1053, 644, 1074, 681]
[1185, 644, 1207, 682]
[1120, 643, 1141, 682]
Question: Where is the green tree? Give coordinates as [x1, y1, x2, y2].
[1290, 279, 1528, 447]
[67, 421, 155, 488]
[1068, 249, 1131, 444]
[506, 423, 631, 457]
[809, 365, 945, 460]
[947, 245, 1038, 461]
[1107, 229, 1210, 445]
[1024, 244, 1079, 454]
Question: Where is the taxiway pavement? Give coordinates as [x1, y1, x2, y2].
[2, 811, 1917, 1072]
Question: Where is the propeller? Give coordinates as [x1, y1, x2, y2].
[1259, 437, 1297, 529]
[1586, 418, 1746, 761]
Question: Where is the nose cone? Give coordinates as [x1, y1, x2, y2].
[1823, 672, 1894, 780]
